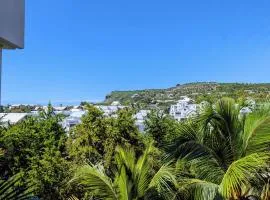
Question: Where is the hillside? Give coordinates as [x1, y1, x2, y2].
[104, 82, 270, 110]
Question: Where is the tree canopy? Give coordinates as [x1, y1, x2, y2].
[0, 99, 269, 199]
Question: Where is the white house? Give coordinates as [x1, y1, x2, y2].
[70, 110, 87, 118]
[240, 107, 252, 115]
[111, 101, 121, 106]
[9, 104, 21, 109]
[53, 106, 67, 111]
[134, 110, 151, 132]
[239, 98, 256, 116]
[61, 110, 87, 132]
[169, 96, 197, 121]
[96, 105, 126, 116]
[0, 113, 29, 125]
[34, 106, 42, 111]
[70, 105, 83, 112]
[131, 94, 140, 98]
[61, 117, 82, 132]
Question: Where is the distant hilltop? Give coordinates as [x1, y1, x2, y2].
[104, 82, 270, 109]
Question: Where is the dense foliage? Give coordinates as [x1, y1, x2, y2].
[0, 98, 269, 199]
[0, 109, 70, 199]
[67, 105, 144, 168]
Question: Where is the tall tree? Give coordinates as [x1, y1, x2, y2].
[67, 105, 144, 168]
[0, 113, 69, 199]
[167, 98, 270, 200]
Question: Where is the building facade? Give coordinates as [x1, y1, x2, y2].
[169, 96, 197, 121]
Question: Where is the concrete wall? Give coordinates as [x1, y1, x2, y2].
[0, 0, 25, 49]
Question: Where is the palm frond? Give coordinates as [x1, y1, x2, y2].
[219, 153, 270, 199]
[148, 164, 177, 200]
[66, 195, 79, 200]
[136, 159, 151, 198]
[116, 166, 130, 200]
[0, 176, 34, 200]
[136, 141, 154, 173]
[115, 146, 136, 174]
[189, 155, 225, 184]
[243, 109, 270, 155]
[0, 149, 3, 157]
[177, 179, 219, 200]
[165, 122, 219, 161]
[71, 164, 118, 200]
[134, 142, 155, 197]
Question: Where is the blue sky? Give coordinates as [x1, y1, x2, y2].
[2, 0, 270, 105]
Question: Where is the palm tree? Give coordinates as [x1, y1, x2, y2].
[0, 149, 34, 200]
[71, 143, 177, 199]
[39, 102, 55, 120]
[167, 98, 270, 200]
[0, 176, 34, 200]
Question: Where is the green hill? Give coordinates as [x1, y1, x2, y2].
[104, 82, 270, 110]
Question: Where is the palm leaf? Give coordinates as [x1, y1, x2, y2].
[0, 176, 34, 200]
[189, 155, 225, 184]
[66, 195, 79, 200]
[115, 146, 136, 174]
[71, 164, 118, 200]
[177, 179, 219, 200]
[149, 164, 177, 195]
[219, 153, 270, 199]
[243, 109, 270, 155]
[136, 160, 151, 198]
[136, 142, 154, 173]
[135, 142, 155, 197]
[116, 166, 130, 200]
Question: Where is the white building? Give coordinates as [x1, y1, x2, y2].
[96, 105, 126, 116]
[131, 94, 140, 98]
[61, 110, 87, 132]
[111, 101, 121, 106]
[9, 104, 22, 109]
[61, 117, 82, 132]
[61, 117, 82, 131]
[30, 110, 39, 116]
[134, 110, 150, 132]
[240, 107, 252, 115]
[239, 98, 256, 116]
[34, 106, 42, 111]
[53, 106, 67, 111]
[70, 105, 83, 112]
[70, 110, 87, 118]
[54, 110, 71, 116]
[0, 113, 29, 125]
[169, 97, 197, 121]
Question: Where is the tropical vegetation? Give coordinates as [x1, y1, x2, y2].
[0, 97, 269, 199]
